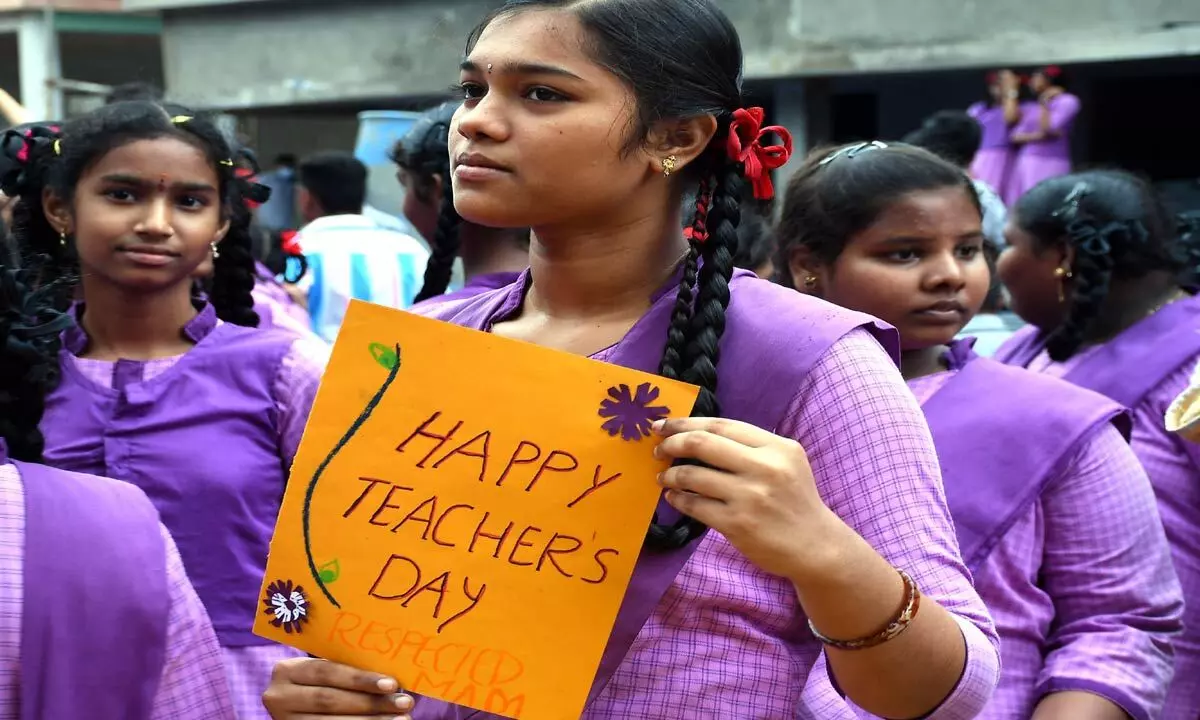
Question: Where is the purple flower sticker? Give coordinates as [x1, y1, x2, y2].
[599, 382, 671, 441]
[263, 580, 310, 634]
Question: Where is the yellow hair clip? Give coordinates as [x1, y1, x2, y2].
[218, 159, 235, 167]
[53, 139, 61, 156]
[170, 115, 193, 125]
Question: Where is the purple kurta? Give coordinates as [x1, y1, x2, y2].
[1006, 94, 1080, 204]
[967, 102, 1014, 199]
[996, 294, 1200, 718]
[801, 340, 1182, 719]
[414, 270, 524, 310]
[37, 302, 324, 720]
[0, 445, 234, 718]
[403, 269, 1000, 719]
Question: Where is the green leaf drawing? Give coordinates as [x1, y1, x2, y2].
[304, 342, 402, 609]
[369, 342, 398, 370]
[318, 559, 341, 584]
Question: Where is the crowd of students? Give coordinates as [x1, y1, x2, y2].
[0, 0, 1197, 718]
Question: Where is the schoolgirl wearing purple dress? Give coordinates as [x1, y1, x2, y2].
[0, 251, 234, 717]
[967, 69, 1021, 199]
[1006, 66, 1080, 205]
[2, 103, 327, 719]
[996, 170, 1200, 718]
[263, 2, 1005, 718]
[778, 142, 1181, 719]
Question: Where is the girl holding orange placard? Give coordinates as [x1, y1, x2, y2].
[263, 1, 1001, 717]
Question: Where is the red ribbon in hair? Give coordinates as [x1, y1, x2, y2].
[279, 230, 301, 256]
[726, 107, 793, 201]
[683, 178, 711, 243]
[234, 166, 263, 210]
[14, 125, 61, 164]
[15, 130, 34, 163]
[1042, 65, 1062, 78]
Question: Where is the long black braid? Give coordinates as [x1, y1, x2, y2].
[1014, 171, 1182, 361]
[647, 161, 743, 549]
[1044, 184, 1122, 361]
[0, 265, 73, 463]
[414, 193, 462, 304]
[394, 102, 462, 304]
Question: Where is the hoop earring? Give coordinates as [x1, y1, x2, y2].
[211, 240, 220, 259]
[661, 155, 678, 177]
[1054, 266, 1072, 303]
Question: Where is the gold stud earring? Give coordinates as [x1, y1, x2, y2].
[803, 275, 817, 289]
[211, 240, 220, 259]
[1053, 266, 1072, 303]
[661, 155, 678, 177]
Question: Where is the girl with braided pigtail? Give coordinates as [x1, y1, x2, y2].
[782, 145, 1180, 720]
[227, 149, 320, 340]
[1, 100, 327, 720]
[995, 170, 1200, 717]
[393, 101, 529, 306]
[0, 261, 236, 717]
[265, 2, 1003, 719]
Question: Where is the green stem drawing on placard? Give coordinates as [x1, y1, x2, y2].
[303, 342, 402, 608]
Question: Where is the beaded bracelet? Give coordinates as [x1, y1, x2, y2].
[809, 569, 921, 651]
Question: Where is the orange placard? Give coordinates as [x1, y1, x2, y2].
[255, 300, 699, 719]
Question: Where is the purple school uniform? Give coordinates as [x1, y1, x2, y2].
[404, 269, 1001, 719]
[802, 341, 1181, 719]
[997, 294, 1200, 717]
[0, 449, 236, 718]
[253, 261, 317, 338]
[39, 302, 295, 650]
[967, 102, 1014, 199]
[5, 439, 166, 719]
[1005, 94, 1080, 204]
[413, 270, 524, 310]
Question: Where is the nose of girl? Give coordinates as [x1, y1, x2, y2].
[924, 251, 966, 290]
[455, 94, 508, 143]
[135, 197, 173, 237]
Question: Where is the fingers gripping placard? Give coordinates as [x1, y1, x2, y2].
[255, 300, 699, 719]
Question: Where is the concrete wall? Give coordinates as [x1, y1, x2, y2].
[122, 0, 264, 8]
[151, 0, 1200, 110]
[0, 1, 122, 10]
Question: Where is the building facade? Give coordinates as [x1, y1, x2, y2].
[123, 0, 1200, 201]
[2, 0, 164, 122]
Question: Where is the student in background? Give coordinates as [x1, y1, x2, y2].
[996, 170, 1200, 717]
[1006, 66, 1081, 204]
[903, 110, 1024, 355]
[293, 151, 430, 341]
[2, 103, 326, 720]
[967, 70, 1020, 198]
[392, 101, 529, 306]
[779, 141, 1180, 719]
[0, 258, 235, 718]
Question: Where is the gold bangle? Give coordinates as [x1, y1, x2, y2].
[809, 569, 921, 651]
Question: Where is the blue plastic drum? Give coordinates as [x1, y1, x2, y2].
[355, 111, 421, 221]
